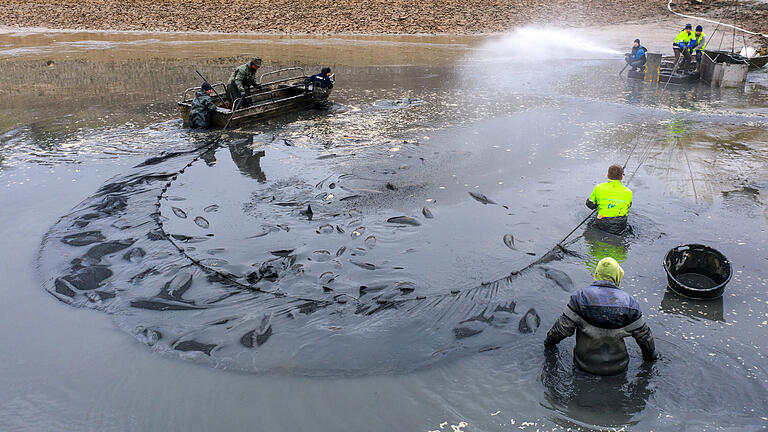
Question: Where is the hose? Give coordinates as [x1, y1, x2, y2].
[666, 0, 768, 39]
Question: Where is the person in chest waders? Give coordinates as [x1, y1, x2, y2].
[189, 82, 217, 129]
[586, 164, 632, 235]
[544, 257, 656, 376]
[227, 57, 262, 109]
[305, 67, 334, 108]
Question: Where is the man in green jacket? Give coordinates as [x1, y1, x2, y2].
[227, 56, 262, 109]
[586, 164, 632, 235]
[189, 82, 217, 129]
[673, 24, 694, 71]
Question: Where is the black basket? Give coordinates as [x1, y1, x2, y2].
[663, 244, 732, 299]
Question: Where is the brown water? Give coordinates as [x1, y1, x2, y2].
[1, 25, 767, 431]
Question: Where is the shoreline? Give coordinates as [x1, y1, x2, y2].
[0, 0, 672, 34]
[0, 1, 765, 39]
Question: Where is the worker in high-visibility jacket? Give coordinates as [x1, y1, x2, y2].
[689, 25, 707, 64]
[673, 24, 695, 71]
[586, 164, 632, 235]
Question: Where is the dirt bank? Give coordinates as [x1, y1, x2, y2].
[674, 0, 768, 41]
[1, 0, 673, 34]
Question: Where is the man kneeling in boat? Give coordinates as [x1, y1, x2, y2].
[586, 164, 632, 235]
[624, 39, 646, 72]
[227, 57, 262, 109]
[189, 82, 217, 129]
[544, 257, 656, 376]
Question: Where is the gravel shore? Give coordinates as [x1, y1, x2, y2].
[2, 0, 672, 34]
[1, 0, 765, 38]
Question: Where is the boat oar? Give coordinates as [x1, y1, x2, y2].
[195, 69, 229, 108]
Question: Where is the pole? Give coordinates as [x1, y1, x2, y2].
[619, 63, 629, 77]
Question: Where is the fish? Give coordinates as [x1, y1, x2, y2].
[194, 216, 210, 229]
[158, 272, 193, 301]
[468, 192, 496, 205]
[174, 340, 216, 355]
[543, 267, 573, 291]
[299, 204, 313, 221]
[359, 283, 388, 296]
[316, 224, 334, 234]
[350, 260, 376, 270]
[387, 216, 421, 226]
[60, 230, 106, 247]
[319, 271, 335, 285]
[518, 308, 541, 334]
[422, 207, 434, 219]
[453, 320, 486, 339]
[130, 299, 204, 311]
[503, 234, 515, 249]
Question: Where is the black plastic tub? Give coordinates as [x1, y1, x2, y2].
[663, 244, 732, 299]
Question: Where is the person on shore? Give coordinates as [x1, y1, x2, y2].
[624, 39, 647, 72]
[689, 25, 707, 64]
[227, 57, 262, 109]
[189, 82, 217, 129]
[585, 164, 632, 235]
[544, 257, 656, 376]
[673, 24, 694, 71]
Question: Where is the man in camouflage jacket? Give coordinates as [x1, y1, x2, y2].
[189, 82, 217, 129]
[227, 56, 262, 109]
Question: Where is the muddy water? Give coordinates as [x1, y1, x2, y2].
[1, 27, 767, 431]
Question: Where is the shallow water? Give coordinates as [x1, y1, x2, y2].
[1, 26, 767, 431]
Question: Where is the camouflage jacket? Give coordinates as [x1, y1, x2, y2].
[189, 89, 217, 128]
[227, 63, 258, 93]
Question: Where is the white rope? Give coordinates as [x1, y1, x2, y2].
[666, 0, 768, 38]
